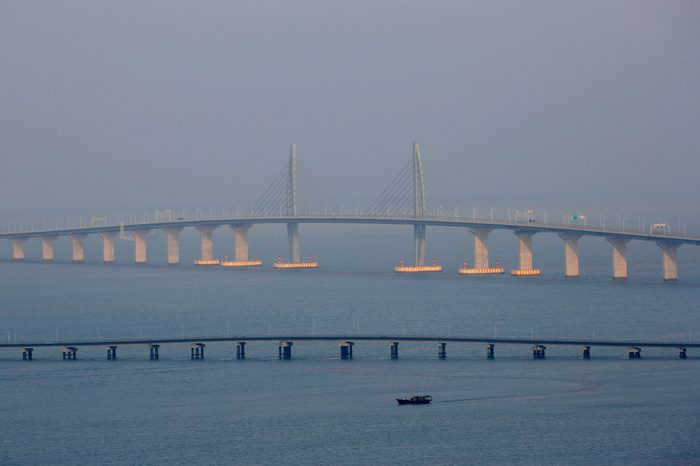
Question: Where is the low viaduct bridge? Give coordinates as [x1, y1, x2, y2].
[2, 143, 698, 280]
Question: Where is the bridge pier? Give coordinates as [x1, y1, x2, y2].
[657, 242, 679, 281]
[287, 223, 300, 263]
[278, 341, 293, 360]
[40, 237, 55, 262]
[191, 343, 205, 360]
[231, 224, 252, 262]
[107, 346, 117, 360]
[236, 342, 246, 360]
[196, 226, 217, 263]
[583, 346, 591, 359]
[149, 344, 160, 360]
[487, 344, 495, 359]
[70, 235, 87, 262]
[438, 342, 446, 359]
[11, 239, 26, 261]
[390, 341, 399, 359]
[679, 347, 687, 359]
[99, 232, 116, 263]
[607, 238, 629, 279]
[164, 227, 183, 265]
[512, 231, 540, 276]
[559, 234, 581, 278]
[470, 228, 491, 268]
[22, 347, 33, 360]
[62, 347, 77, 360]
[340, 341, 354, 360]
[532, 345, 546, 359]
[628, 347, 641, 359]
[414, 225, 426, 266]
[133, 230, 150, 264]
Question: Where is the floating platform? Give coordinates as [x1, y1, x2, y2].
[511, 269, 542, 276]
[458, 267, 504, 275]
[193, 259, 221, 266]
[272, 262, 319, 269]
[220, 260, 263, 268]
[394, 265, 442, 273]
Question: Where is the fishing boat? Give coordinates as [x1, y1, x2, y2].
[396, 395, 432, 405]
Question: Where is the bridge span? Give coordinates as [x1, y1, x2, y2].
[2, 334, 696, 361]
[2, 143, 698, 280]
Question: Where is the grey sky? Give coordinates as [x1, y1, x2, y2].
[1, 1, 698, 222]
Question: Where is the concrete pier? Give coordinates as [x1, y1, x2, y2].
[583, 346, 591, 359]
[438, 342, 446, 359]
[164, 227, 183, 265]
[11, 239, 25, 261]
[607, 238, 629, 279]
[532, 344, 546, 359]
[40, 237, 55, 261]
[107, 346, 117, 360]
[231, 225, 252, 262]
[190, 343, 205, 360]
[133, 230, 150, 264]
[196, 226, 217, 262]
[278, 341, 293, 360]
[559, 233, 581, 278]
[62, 347, 77, 360]
[70, 235, 87, 262]
[487, 343, 495, 359]
[516, 232, 535, 270]
[628, 347, 641, 359]
[287, 223, 300, 263]
[414, 225, 426, 266]
[99, 232, 116, 263]
[340, 341, 354, 360]
[236, 342, 246, 360]
[679, 347, 687, 359]
[22, 347, 33, 360]
[657, 242, 679, 281]
[390, 341, 399, 359]
[469, 228, 491, 269]
[149, 344, 160, 360]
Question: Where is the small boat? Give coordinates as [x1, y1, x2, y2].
[396, 395, 432, 405]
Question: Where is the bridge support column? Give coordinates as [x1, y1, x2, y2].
[679, 347, 687, 359]
[278, 341, 293, 360]
[469, 228, 491, 269]
[231, 224, 252, 262]
[191, 343, 205, 360]
[287, 223, 300, 263]
[487, 344, 495, 359]
[149, 344, 160, 360]
[532, 345, 546, 359]
[583, 346, 591, 359]
[340, 341, 354, 360]
[99, 232, 116, 263]
[133, 230, 150, 264]
[414, 225, 426, 266]
[22, 348, 33, 360]
[11, 239, 26, 261]
[390, 341, 399, 359]
[628, 347, 641, 359]
[559, 234, 581, 278]
[438, 342, 446, 359]
[236, 342, 246, 360]
[516, 232, 535, 270]
[107, 346, 117, 360]
[164, 227, 183, 265]
[70, 235, 87, 262]
[62, 347, 77, 360]
[40, 237, 55, 262]
[196, 226, 217, 262]
[657, 242, 679, 281]
[607, 238, 629, 279]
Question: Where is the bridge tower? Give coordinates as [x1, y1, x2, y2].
[287, 144, 301, 263]
[413, 142, 426, 266]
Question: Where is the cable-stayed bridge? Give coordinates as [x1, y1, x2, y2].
[1, 143, 698, 281]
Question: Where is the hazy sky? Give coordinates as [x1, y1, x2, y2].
[1, 1, 698, 222]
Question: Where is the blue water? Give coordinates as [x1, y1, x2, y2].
[1, 225, 699, 465]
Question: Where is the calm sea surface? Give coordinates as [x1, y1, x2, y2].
[1, 225, 699, 465]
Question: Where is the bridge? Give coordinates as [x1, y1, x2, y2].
[2, 333, 696, 361]
[1, 143, 698, 280]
